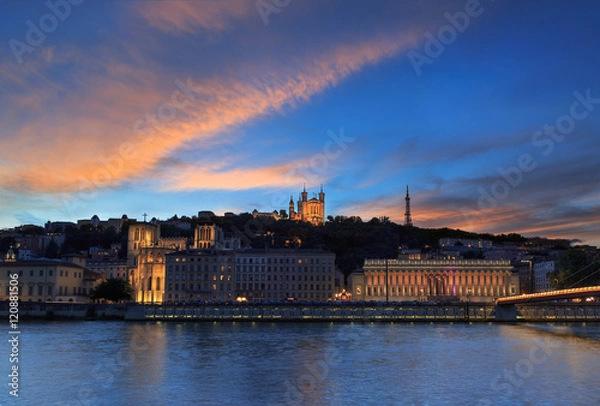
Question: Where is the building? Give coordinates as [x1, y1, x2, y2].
[533, 261, 556, 293]
[193, 224, 240, 250]
[45, 221, 77, 233]
[288, 185, 325, 225]
[250, 186, 326, 226]
[77, 214, 131, 231]
[164, 249, 338, 303]
[439, 238, 493, 250]
[0, 260, 91, 302]
[165, 250, 236, 303]
[234, 249, 337, 301]
[127, 221, 187, 304]
[87, 261, 129, 279]
[252, 209, 281, 221]
[349, 258, 519, 303]
[515, 259, 534, 294]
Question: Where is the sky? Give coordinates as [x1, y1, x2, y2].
[0, 0, 599, 246]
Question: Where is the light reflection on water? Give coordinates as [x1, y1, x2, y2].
[13, 321, 600, 406]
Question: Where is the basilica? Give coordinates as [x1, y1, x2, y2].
[252, 185, 326, 226]
[288, 185, 325, 225]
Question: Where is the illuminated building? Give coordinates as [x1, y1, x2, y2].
[127, 221, 186, 304]
[164, 249, 338, 303]
[234, 249, 336, 301]
[288, 185, 325, 225]
[251, 186, 326, 226]
[165, 250, 236, 303]
[193, 224, 240, 250]
[0, 260, 97, 302]
[349, 258, 519, 303]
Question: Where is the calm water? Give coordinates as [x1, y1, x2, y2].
[8, 321, 600, 405]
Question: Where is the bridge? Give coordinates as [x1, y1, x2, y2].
[494, 286, 600, 321]
[496, 286, 600, 305]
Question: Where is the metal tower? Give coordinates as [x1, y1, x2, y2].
[404, 186, 413, 226]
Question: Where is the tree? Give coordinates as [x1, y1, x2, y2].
[90, 278, 133, 303]
[0, 236, 16, 254]
[44, 239, 60, 258]
[548, 250, 600, 289]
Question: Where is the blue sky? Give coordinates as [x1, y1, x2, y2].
[1, 0, 599, 246]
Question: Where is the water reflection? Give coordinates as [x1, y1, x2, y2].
[17, 322, 600, 406]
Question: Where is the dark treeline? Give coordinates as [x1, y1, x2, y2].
[190, 214, 528, 278]
[4, 214, 533, 278]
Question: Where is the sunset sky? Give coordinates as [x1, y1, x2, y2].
[1, 0, 599, 246]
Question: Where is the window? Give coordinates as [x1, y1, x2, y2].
[38, 286, 43, 296]
[30, 270, 34, 277]
[28, 285, 34, 296]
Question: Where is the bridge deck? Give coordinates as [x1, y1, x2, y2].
[497, 286, 600, 305]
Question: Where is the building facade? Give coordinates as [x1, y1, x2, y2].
[87, 261, 129, 279]
[193, 224, 240, 250]
[164, 249, 338, 303]
[165, 250, 236, 303]
[0, 261, 92, 303]
[234, 249, 336, 301]
[289, 186, 325, 225]
[127, 221, 187, 304]
[534, 261, 556, 293]
[349, 259, 518, 303]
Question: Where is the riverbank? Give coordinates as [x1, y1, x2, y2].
[3, 302, 599, 322]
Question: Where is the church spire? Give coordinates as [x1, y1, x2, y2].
[404, 185, 413, 227]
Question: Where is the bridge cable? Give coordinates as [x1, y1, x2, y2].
[557, 254, 600, 289]
[567, 260, 600, 288]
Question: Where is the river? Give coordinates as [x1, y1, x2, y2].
[8, 321, 600, 405]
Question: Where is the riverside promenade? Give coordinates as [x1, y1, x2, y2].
[3, 301, 599, 322]
[128, 302, 600, 322]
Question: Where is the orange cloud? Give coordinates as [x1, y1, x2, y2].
[161, 161, 304, 191]
[0, 23, 419, 195]
[134, 0, 253, 33]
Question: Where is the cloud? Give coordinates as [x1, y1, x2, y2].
[159, 160, 304, 192]
[134, 0, 254, 34]
[339, 146, 600, 246]
[0, 19, 419, 195]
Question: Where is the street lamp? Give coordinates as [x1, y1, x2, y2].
[385, 259, 389, 303]
[466, 288, 472, 322]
